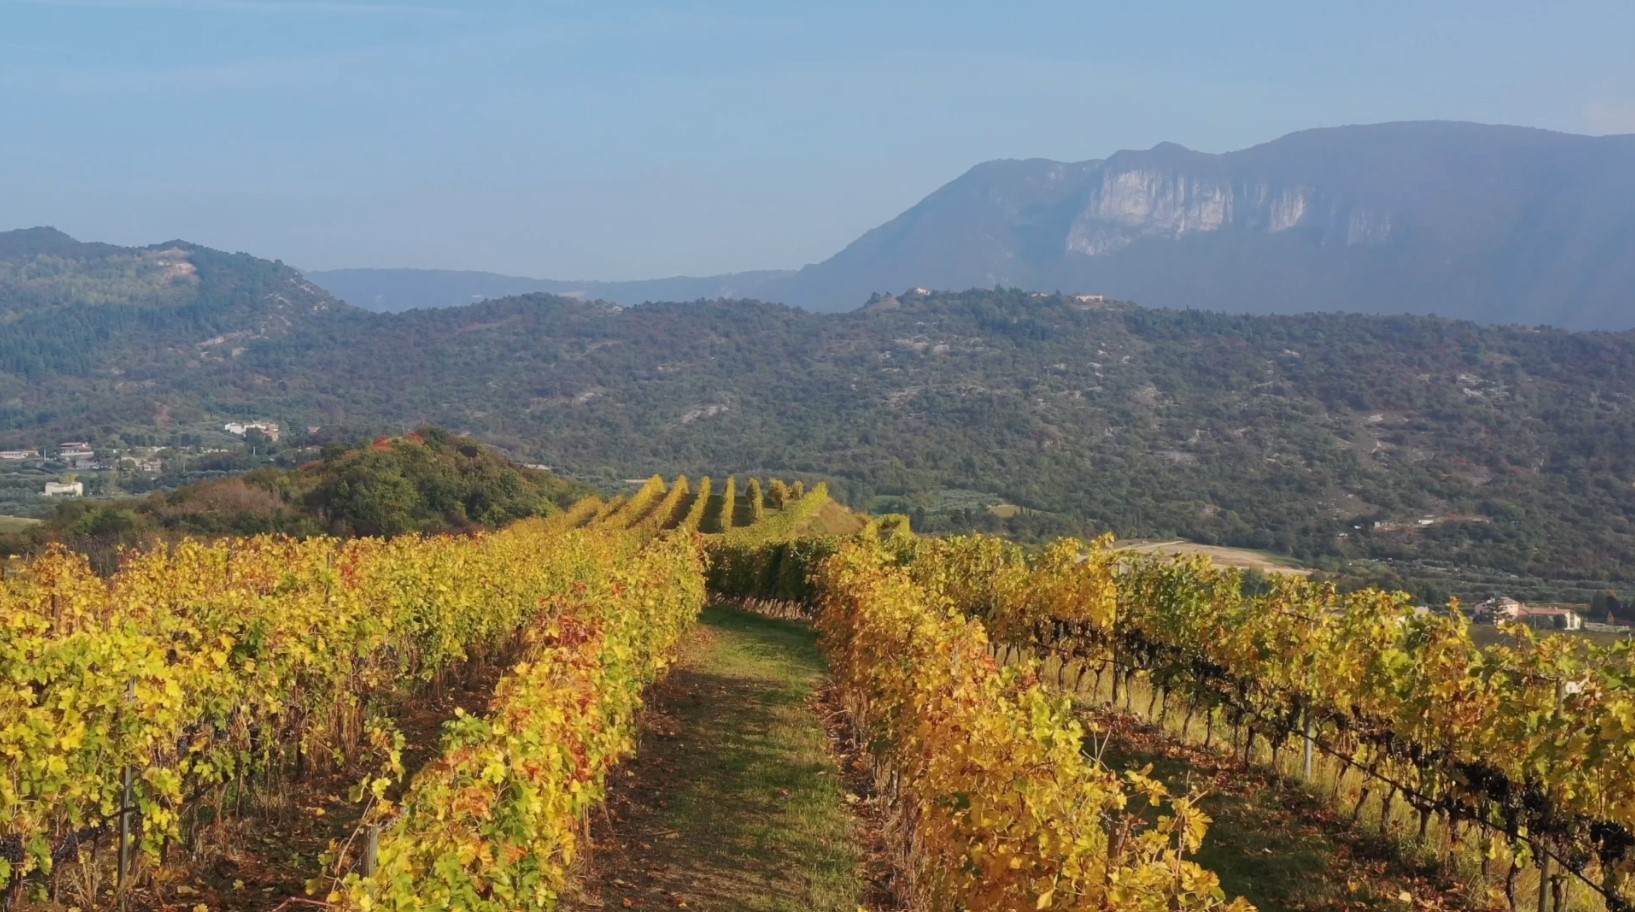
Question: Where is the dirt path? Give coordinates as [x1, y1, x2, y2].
[566, 606, 865, 912]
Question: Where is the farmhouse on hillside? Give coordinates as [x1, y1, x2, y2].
[1473, 597, 1523, 623]
[1522, 607, 1584, 631]
[44, 480, 83, 497]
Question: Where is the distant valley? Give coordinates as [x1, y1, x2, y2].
[308, 121, 1635, 329]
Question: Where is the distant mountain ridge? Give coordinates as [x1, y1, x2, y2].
[304, 266, 793, 313]
[0, 226, 344, 380]
[0, 226, 340, 318]
[797, 121, 1635, 328]
[308, 121, 1635, 329]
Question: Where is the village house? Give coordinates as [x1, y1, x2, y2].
[0, 449, 39, 461]
[119, 455, 164, 473]
[1473, 596, 1586, 631]
[57, 442, 96, 469]
[43, 480, 84, 497]
[1473, 597, 1524, 623]
[224, 421, 282, 442]
[1522, 606, 1584, 631]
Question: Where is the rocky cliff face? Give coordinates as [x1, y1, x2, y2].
[1063, 169, 1397, 255]
[775, 121, 1635, 328]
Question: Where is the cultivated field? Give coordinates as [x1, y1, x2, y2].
[0, 514, 40, 534]
[1115, 538, 1311, 575]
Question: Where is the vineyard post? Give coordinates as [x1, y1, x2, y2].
[1536, 832, 1551, 912]
[1536, 678, 1565, 912]
[118, 763, 134, 894]
[117, 677, 136, 900]
[1110, 605, 1121, 708]
[362, 824, 380, 877]
[1302, 708, 1314, 783]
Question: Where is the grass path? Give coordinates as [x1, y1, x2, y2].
[567, 606, 864, 912]
[1089, 710, 1489, 912]
[1006, 650, 1498, 912]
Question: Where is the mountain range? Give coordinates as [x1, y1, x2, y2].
[307, 121, 1635, 329]
[4, 225, 1635, 596]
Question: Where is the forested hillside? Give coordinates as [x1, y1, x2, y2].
[6, 233, 1635, 587]
[0, 227, 343, 382]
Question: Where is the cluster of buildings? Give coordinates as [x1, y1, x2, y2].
[1473, 597, 1584, 631]
[1, 444, 99, 467]
[4, 424, 301, 503]
[57, 442, 98, 470]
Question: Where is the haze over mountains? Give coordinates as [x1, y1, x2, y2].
[308, 121, 1635, 329]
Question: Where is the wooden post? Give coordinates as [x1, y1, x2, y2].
[118, 762, 134, 887]
[1108, 645, 1120, 706]
[362, 824, 381, 877]
[1537, 679, 1565, 912]
[1302, 710, 1314, 782]
[1110, 609, 1121, 709]
[117, 677, 136, 898]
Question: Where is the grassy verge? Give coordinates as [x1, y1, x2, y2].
[568, 606, 863, 912]
[0, 514, 40, 534]
[1090, 711, 1478, 912]
[1008, 648, 1506, 912]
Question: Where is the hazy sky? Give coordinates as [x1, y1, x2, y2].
[2, 0, 1633, 279]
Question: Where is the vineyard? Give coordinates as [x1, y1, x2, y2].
[5, 472, 1631, 912]
[717, 531, 1635, 912]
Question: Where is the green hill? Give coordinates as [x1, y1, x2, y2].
[1, 429, 590, 563]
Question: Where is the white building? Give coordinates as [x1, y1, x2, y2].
[1522, 607, 1584, 632]
[224, 421, 282, 442]
[44, 481, 83, 497]
[56, 442, 96, 469]
[1474, 597, 1524, 623]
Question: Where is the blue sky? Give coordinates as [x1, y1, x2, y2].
[2, 0, 1633, 278]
